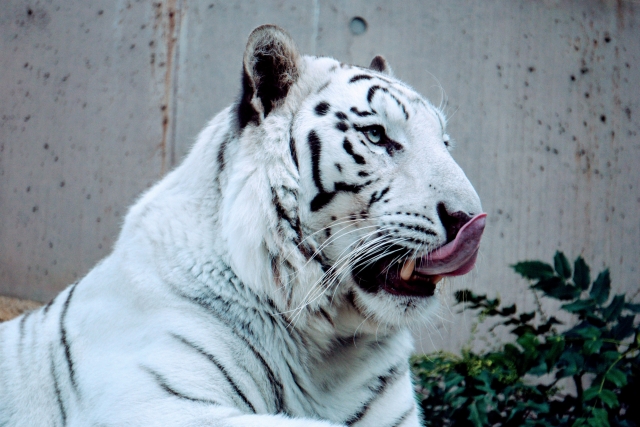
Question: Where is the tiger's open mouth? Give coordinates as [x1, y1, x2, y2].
[353, 213, 487, 297]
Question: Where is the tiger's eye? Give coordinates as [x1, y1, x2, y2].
[365, 126, 384, 144]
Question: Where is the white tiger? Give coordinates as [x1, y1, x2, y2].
[0, 25, 485, 427]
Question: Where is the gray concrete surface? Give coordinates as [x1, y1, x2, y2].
[1, 0, 638, 352]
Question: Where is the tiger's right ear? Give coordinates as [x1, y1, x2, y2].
[369, 55, 394, 77]
[237, 25, 301, 129]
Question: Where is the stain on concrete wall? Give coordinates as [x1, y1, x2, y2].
[0, 0, 638, 352]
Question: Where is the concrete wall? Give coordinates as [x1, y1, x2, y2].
[1, 0, 638, 352]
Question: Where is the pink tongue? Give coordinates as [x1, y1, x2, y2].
[415, 213, 487, 277]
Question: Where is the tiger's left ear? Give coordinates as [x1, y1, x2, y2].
[238, 25, 301, 128]
[369, 55, 394, 76]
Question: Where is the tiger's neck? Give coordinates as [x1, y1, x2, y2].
[119, 107, 373, 343]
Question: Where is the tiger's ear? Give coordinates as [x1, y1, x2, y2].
[369, 55, 393, 76]
[238, 25, 301, 128]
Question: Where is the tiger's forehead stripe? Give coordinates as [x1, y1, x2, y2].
[366, 85, 409, 120]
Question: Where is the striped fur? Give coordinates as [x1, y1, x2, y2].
[0, 26, 482, 426]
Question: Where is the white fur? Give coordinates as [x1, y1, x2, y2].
[0, 27, 481, 427]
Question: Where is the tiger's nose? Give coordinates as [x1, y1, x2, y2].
[437, 203, 473, 244]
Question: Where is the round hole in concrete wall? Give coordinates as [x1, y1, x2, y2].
[349, 17, 367, 35]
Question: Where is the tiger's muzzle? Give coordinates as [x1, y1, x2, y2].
[354, 213, 487, 297]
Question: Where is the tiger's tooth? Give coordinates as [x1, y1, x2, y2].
[400, 259, 416, 281]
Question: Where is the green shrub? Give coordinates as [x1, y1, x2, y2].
[411, 252, 639, 427]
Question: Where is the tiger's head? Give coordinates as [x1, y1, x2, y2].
[220, 25, 485, 331]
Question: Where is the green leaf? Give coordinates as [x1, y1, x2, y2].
[468, 401, 485, 427]
[444, 373, 465, 388]
[573, 324, 601, 339]
[601, 351, 622, 363]
[511, 325, 537, 337]
[583, 386, 600, 402]
[599, 389, 619, 408]
[532, 276, 572, 299]
[624, 302, 640, 313]
[605, 368, 627, 387]
[529, 360, 549, 375]
[587, 412, 610, 427]
[591, 408, 611, 427]
[611, 315, 635, 340]
[513, 261, 556, 280]
[583, 338, 603, 355]
[517, 332, 540, 350]
[544, 336, 565, 368]
[558, 351, 584, 377]
[562, 298, 596, 313]
[548, 282, 580, 300]
[554, 251, 572, 278]
[574, 257, 591, 290]
[590, 270, 611, 305]
[453, 289, 472, 304]
[603, 295, 625, 322]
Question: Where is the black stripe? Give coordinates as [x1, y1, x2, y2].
[318, 307, 335, 326]
[315, 102, 330, 116]
[389, 406, 415, 427]
[334, 180, 372, 194]
[289, 136, 299, 170]
[366, 86, 409, 120]
[398, 222, 437, 236]
[343, 139, 366, 165]
[387, 92, 409, 120]
[272, 188, 295, 228]
[217, 135, 231, 173]
[43, 297, 55, 314]
[368, 186, 390, 208]
[310, 191, 336, 212]
[336, 121, 349, 132]
[60, 284, 78, 394]
[271, 254, 282, 288]
[344, 365, 406, 425]
[143, 367, 220, 405]
[316, 80, 331, 93]
[286, 360, 312, 399]
[18, 310, 31, 355]
[308, 130, 325, 193]
[178, 293, 287, 413]
[335, 111, 348, 120]
[238, 335, 286, 413]
[171, 334, 256, 413]
[367, 85, 381, 103]
[50, 349, 67, 426]
[285, 359, 323, 408]
[350, 74, 373, 83]
[345, 290, 366, 317]
[350, 106, 374, 117]
[311, 177, 373, 212]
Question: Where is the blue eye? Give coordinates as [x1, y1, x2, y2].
[363, 126, 385, 144]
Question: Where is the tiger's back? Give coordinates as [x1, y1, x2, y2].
[0, 26, 485, 427]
